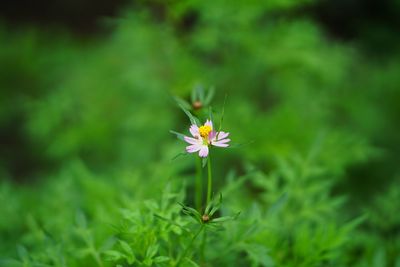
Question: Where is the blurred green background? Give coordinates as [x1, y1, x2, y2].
[1, 0, 400, 266]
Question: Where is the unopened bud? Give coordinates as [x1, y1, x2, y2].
[202, 214, 210, 222]
[193, 101, 202, 110]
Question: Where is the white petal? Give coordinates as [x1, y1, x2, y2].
[216, 131, 229, 140]
[212, 142, 229, 148]
[190, 125, 199, 137]
[184, 136, 201, 145]
[215, 138, 230, 144]
[198, 145, 209, 157]
[186, 144, 202, 153]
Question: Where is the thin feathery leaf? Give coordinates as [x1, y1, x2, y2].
[209, 194, 223, 217]
[196, 84, 205, 103]
[174, 96, 192, 111]
[202, 157, 208, 168]
[208, 106, 214, 123]
[204, 199, 213, 215]
[172, 152, 189, 161]
[153, 214, 191, 234]
[205, 193, 221, 215]
[170, 130, 186, 141]
[204, 87, 215, 105]
[210, 212, 241, 223]
[218, 94, 228, 133]
[179, 104, 199, 125]
[178, 203, 202, 223]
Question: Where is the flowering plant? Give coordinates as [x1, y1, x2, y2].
[168, 87, 241, 267]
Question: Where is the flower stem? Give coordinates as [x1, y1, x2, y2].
[195, 157, 203, 212]
[206, 155, 212, 207]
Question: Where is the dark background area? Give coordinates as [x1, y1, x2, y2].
[2, 0, 400, 41]
[0, 0, 129, 34]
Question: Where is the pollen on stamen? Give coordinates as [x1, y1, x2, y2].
[199, 125, 212, 138]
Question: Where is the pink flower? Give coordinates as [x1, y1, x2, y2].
[184, 119, 230, 158]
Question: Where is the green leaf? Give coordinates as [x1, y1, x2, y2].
[185, 258, 201, 267]
[210, 212, 241, 223]
[178, 104, 199, 125]
[204, 200, 213, 216]
[343, 214, 367, 232]
[143, 258, 153, 266]
[119, 240, 133, 257]
[202, 157, 208, 168]
[146, 244, 159, 259]
[170, 130, 186, 141]
[172, 152, 189, 161]
[240, 243, 274, 267]
[210, 216, 232, 223]
[208, 106, 214, 123]
[103, 250, 123, 261]
[192, 84, 205, 103]
[154, 256, 170, 263]
[154, 214, 191, 234]
[204, 87, 215, 105]
[174, 96, 192, 111]
[205, 193, 222, 216]
[178, 203, 202, 223]
[217, 94, 227, 132]
[209, 194, 223, 217]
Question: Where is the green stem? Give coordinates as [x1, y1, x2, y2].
[175, 225, 204, 267]
[206, 155, 212, 208]
[195, 157, 203, 212]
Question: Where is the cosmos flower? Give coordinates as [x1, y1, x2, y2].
[184, 119, 230, 158]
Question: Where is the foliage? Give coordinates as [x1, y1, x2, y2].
[1, 0, 400, 266]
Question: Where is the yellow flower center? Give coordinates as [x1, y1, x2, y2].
[199, 125, 212, 138]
